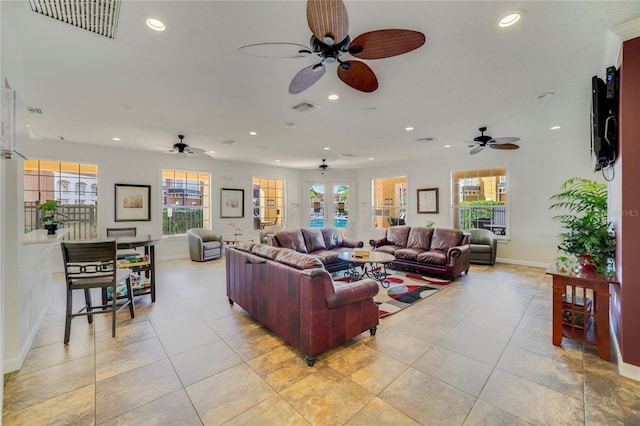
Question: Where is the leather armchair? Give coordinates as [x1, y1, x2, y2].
[187, 228, 223, 261]
[466, 228, 497, 265]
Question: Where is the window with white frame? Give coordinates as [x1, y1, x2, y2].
[161, 169, 210, 235]
[23, 160, 98, 239]
[252, 177, 285, 230]
[372, 176, 407, 229]
[451, 167, 508, 236]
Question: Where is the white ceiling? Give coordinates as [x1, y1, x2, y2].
[2, 1, 639, 170]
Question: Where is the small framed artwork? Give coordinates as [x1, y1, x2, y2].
[417, 187, 439, 214]
[221, 188, 244, 218]
[115, 184, 151, 221]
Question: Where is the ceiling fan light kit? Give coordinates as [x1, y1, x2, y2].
[240, 0, 426, 94]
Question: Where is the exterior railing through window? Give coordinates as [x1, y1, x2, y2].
[24, 202, 98, 240]
[457, 203, 507, 235]
[163, 206, 204, 235]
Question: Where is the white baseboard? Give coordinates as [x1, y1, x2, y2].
[3, 298, 53, 373]
[610, 320, 640, 381]
[495, 258, 549, 269]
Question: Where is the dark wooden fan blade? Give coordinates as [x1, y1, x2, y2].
[349, 29, 426, 60]
[239, 43, 312, 58]
[289, 64, 326, 94]
[490, 143, 520, 150]
[337, 61, 378, 92]
[307, 0, 349, 46]
[489, 137, 521, 144]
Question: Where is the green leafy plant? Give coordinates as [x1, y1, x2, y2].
[549, 177, 615, 272]
[425, 221, 435, 228]
[39, 200, 63, 225]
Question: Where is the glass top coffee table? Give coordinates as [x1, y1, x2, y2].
[338, 251, 396, 288]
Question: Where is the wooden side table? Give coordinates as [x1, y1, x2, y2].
[545, 265, 619, 360]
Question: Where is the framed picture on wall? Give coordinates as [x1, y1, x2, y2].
[114, 184, 151, 221]
[221, 188, 244, 218]
[417, 187, 439, 214]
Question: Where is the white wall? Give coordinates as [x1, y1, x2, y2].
[353, 97, 602, 267]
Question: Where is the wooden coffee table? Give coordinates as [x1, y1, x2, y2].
[338, 251, 396, 288]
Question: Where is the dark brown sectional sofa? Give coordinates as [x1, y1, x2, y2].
[370, 226, 470, 280]
[225, 242, 379, 366]
[265, 227, 364, 272]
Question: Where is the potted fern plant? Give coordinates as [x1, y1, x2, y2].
[39, 200, 64, 234]
[549, 177, 615, 273]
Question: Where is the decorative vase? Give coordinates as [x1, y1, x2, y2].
[44, 223, 58, 235]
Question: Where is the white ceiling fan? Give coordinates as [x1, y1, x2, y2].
[166, 135, 206, 158]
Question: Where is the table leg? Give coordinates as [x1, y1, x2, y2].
[552, 278, 564, 347]
[343, 262, 362, 282]
[595, 288, 610, 360]
[149, 245, 156, 302]
[364, 262, 390, 288]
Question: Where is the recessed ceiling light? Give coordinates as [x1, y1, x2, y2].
[550, 125, 562, 130]
[275, 159, 281, 162]
[146, 18, 165, 31]
[368, 157, 374, 160]
[444, 144, 452, 148]
[249, 131, 257, 136]
[328, 94, 339, 100]
[499, 12, 521, 27]
[25, 124, 30, 127]
[112, 137, 121, 141]
[209, 150, 216, 154]
[324, 147, 330, 150]
[537, 92, 555, 99]
[405, 126, 414, 131]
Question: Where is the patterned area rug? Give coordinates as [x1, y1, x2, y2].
[335, 270, 451, 318]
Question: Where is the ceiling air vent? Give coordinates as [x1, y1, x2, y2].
[29, 0, 121, 39]
[27, 106, 43, 115]
[291, 101, 319, 113]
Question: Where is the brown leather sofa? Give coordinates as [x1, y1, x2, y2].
[265, 227, 364, 272]
[370, 226, 470, 280]
[226, 242, 379, 366]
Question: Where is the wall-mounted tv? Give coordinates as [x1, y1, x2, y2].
[591, 66, 618, 171]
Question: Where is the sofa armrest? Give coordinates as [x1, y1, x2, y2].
[447, 244, 470, 260]
[188, 232, 204, 261]
[326, 279, 379, 309]
[264, 234, 278, 246]
[369, 237, 387, 249]
[342, 238, 364, 248]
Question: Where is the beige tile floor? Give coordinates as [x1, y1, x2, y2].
[3, 258, 640, 425]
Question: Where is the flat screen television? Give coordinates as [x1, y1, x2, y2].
[591, 67, 618, 171]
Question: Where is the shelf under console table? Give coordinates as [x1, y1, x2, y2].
[545, 265, 619, 361]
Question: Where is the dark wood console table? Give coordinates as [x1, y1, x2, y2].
[545, 265, 619, 360]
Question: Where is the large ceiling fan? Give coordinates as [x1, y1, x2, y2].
[239, 0, 426, 94]
[467, 127, 521, 155]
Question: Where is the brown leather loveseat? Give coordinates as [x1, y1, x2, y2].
[265, 227, 364, 272]
[370, 226, 470, 280]
[226, 242, 379, 366]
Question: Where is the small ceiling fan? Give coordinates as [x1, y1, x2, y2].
[167, 135, 205, 158]
[467, 127, 521, 155]
[239, 0, 426, 94]
[318, 158, 331, 174]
